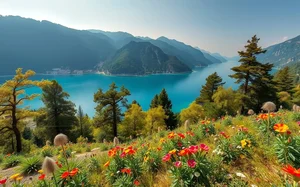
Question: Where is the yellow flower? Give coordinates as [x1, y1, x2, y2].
[240, 154, 246, 159]
[159, 138, 165, 143]
[10, 173, 20, 180]
[241, 139, 247, 148]
[273, 123, 289, 133]
[16, 177, 23, 181]
[144, 156, 149, 162]
[38, 169, 43, 174]
[168, 149, 176, 155]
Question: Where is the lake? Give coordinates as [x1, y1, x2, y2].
[0, 61, 240, 116]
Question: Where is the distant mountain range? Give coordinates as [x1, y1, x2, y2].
[101, 41, 191, 75]
[259, 35, 300, 68]
[0, 15, 231, 75]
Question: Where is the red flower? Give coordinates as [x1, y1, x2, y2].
[120, 152, 126, 158]
[61, 171, 69, 179]
[282, 165, 300, 180]
[108, 149, 116, 157]
[121, 168, 131, 174]
[220, 132, 230, 139]
[178, 148, 191, 156]
[177, 141, 183, 147]
[199, 143, 209, 152]
[287, 130, 292, 135]
[174, 161, 182, 168]
[162, 153, 171, 162]
[0, 178, 7, 185]
[187, 159, 196, 168]
[133, 179, 140, 186]
[70, 168, 79, 177]
[55, 161, 62, 168]
[188, 145, 199, 154]
[177, 133, 185, 139]
[157, 147, 162, 151]
[38, 174, 46, 180]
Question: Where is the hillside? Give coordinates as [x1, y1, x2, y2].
[101, 41, 192, 75]
[0, 16, 117, 75]
[259, 35, 300, 67]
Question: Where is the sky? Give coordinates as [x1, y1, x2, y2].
[1, 0, 300, 56]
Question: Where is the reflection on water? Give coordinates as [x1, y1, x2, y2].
[0, 61, 240, 116]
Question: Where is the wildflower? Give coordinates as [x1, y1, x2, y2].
[186, 131, 195, 136]
[159, 138, 166, 143]
[54, 133, 68, 146]
[16, 177, 23, 181]
[241, 139, 251, 148]
[144, 156, 149, 162]
[261, 101, 276, 112]
[168, 132, 175, 139]
[10, 173, 20, 180]
[134, 179, 140, 186]
[220, 132, 230, 139]
[178, 148, 190, 156]
[188, 145, 199, 153]
[162, 153, 171, 162]
[0, 178, 7, 185]
[108, 149, 117, 157]
[282, 165, 300, 181]
[38, 169, 43, 174]
[273, 123, 289, 133]
[169, 149, 177, 155]
[121, 168, 131, 174]
[55, 161, 62, 168]
[174, 161, 182, 168]
[187, 160, 196, 168]
[236, 172, 246, 178]
[177, 133, 185, 139]
[70, 168, 79, 177]
[38, 174, 46, 180]
[120, 152, 126, 158]
[199, 144, 209, 152]
[297, 121, 300, 126]
[157, 147, 162, 151]
[177, 141, 183, 147]
[104, 161, 110, 167]
[61, 171, 69, 179]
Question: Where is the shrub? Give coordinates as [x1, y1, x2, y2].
[20, 156, 42, 175]
[87, 157, 101, 172]
[222, 117, 233, 126]
[41, 146, 54, 157]
[2, 155, 22, 169]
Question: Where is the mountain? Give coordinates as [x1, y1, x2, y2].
[259, 35, 300, 67]
[211, 53, 228, 62]
[101, 41, 192, 75]
[195, 47, 227, 63]
[157, 37, 212, 66]
[0, 16, 116, 75]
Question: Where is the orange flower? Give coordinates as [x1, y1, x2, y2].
[273, 123, 289, 133]
[178, 148, 190, 156]
[38, 174, 46, 180]
[282, 165, 300, 181]
[108, 149, 116, 157]
[168, 132, 175, 139]
[121, 168, 131, 174]
[134, 179, 140, 186]
[70, 168, 79, 177]
[168, 149, 176, 155]
[104, 161, 110, 167]
[61, 171, 69, 179]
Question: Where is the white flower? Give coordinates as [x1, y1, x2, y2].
[251, 185, 257, 187]
[236, 172, 246, 178]
[236, 146, 242, 149]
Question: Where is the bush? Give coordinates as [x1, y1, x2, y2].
[19, 156, 42, 175]
[41, 146, 54, 157]
[2, 155, 22, 169]
[222, 117, 233, 126]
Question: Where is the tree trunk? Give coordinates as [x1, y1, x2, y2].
[13, 127, 22, 153]
[112, 104, 117, 137]
[12, 92, 22, 152]
[54, 108, 60, 134]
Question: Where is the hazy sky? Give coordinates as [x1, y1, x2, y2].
[1, 0, 300, 56]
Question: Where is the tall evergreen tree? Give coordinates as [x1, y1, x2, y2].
[229, 35, 274, 113]
[77, 105, 84, 136]
[150, 89, 177, 129]
[196, 72, 225, 103]
[273, 67, 294, 93]
[94, 82, 130, 137]
[41, 80, 77, 137]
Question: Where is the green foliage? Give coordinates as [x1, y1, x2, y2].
[40, 80, 78, 140]
[87, 157, 101, 172]
[22, 127, 33, 140]
[145, 106, 168, 135]
[2, 155, 22, 169]
[274, 67, 294, 94]
[41, 146, 54, 157]
[222, 117, 233, 126]
[94, 82, 130, 137]
[196, 72, 225, 103]
[202, 102, 224, 118]
[20, 156, 42, 175]
[180, 102, 204, 124]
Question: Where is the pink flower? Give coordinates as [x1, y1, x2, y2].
[120, 152, 126, 158]
[199, 144, 209, 152]
[174, 161, 182, 168]
[187, 159, 196, 168]
[162, 153, 171, 162]
[188, 145, 199, 154]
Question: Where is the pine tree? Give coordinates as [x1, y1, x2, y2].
[77, 105, 84, 136]
[273, 67, 294, 93]
[229, 35, 274, 113]
[196, 72, 225, 103]
[0, 68, 49, 152]
[94, 82, 130, 137]
[292, 85, 300, 105]
[150, 89, 177, 129]
[41, 80, 77, 137]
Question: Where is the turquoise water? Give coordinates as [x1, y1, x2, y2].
[0, 61, 240, 116]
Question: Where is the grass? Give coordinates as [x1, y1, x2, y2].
[2, 155, 22, 169]
[19, 156, 42, 175]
